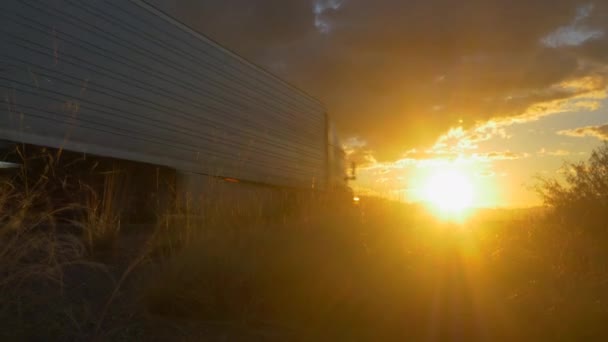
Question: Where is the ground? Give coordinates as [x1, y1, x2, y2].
[2, 192, 608, 341]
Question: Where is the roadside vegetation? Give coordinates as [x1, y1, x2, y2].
[1, 144, 608, 340]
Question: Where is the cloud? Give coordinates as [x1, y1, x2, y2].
[160, 0, 316, 49]
[541, 4, 604, 48]
[313, 0, 346, 33]
[537, 148, 572, 156]
[558, 124, 608, 140]
[473, 151, 530, 161]
[342, 136, 378, 166]
[480, 74, 607, 127]
[549, 150, 572, 156]
[477, 170, 496, 178]
[159, 0, 608, 161]
[345, 147, 377, 167]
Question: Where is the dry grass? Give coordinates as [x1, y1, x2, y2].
[0, 147, 118, 340]
[2, 148, 608, 340]
[71, 169, 123, 255]
[139, 198, 608, 341]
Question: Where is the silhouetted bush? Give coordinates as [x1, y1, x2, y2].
[536, 142, 608, 231]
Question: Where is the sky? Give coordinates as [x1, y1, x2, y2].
[153, 0, 608, 207]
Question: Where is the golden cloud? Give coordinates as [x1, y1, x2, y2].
[538, 148, 572, 156]
[558, 124, 608, 140]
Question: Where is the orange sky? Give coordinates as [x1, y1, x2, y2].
[350, 99, 607, 207]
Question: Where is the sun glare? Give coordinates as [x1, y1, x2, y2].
[423, 168, 474, 215]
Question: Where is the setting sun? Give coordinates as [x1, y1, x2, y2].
[423, 168, 474, 214]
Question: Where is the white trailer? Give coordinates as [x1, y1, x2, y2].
[0, 0, 351, 210]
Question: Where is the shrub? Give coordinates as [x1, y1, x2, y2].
[536, 142, 608, 232]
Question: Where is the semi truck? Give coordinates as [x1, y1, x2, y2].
[0, 0, 353, 220]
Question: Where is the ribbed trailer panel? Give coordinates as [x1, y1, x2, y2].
[0, 0, 328, 190]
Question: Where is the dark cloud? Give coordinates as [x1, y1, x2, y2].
[558, 124, 608, 140]
[155, 0, 315, 45]
[155, 0, 608, 161]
